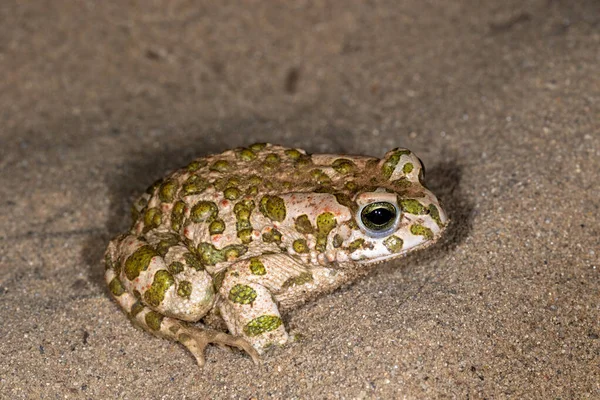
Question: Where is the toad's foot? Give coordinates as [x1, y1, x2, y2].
[176, 325, 260, 367]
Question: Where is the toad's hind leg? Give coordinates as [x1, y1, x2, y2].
[104, 234, 259, 366]
[102, 281, 259, 366]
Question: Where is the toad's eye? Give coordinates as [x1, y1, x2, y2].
[359, 201, 400, 237]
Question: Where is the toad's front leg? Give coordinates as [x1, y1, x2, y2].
[217, 253, 315, 352]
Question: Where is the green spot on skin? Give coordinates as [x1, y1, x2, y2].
[246, 186, 258, 196]
[212, 271, 225, 291]
[227, 175, 240, 187]
[391, 178, 411, 188]
[145, 311, 164, 331]
[155, 234, 180, 257]
[177, 281, 193, 299]
[186, 159, 207, 172]
[248, 175, 262, 185]
[155, 241, 171, 257]
[209, 219, 226, 235]
[294, 215, 314, 234]
[171, 200, 186, 231]
[168, 261, 184, 274]
[284, 149, 302, 159]
[334, 193, 356, 210]
[261, 161, 277, 172]
[190, 246, 237, 271]
[333, 234, 344, 248]
[262, 228, 282, 244]
[111, 255, 122, 276]
[235, 207, 250, 221]
[124, 245, 158, 280]
[108, 277, 125, 296]
[233, 200, 254, 219]
[237, 228, 253, 244]
[243, 315, 282, 337]
[428, 204, 444, 227]
[182, 175, 209, 196]
[347, 219, 359, 230]
[143, 208, 162, 231]
[237, 148, 257, 161]
[381, 160, 397, 180]
[143, 270, 175, 307]
[316, 238, 328, 253]
[347, 238, 365, 253]
[259, 196, 269, 213]
[264, 153, 280, 164]
[282, 272, 313, 288]
[137, 195, 149, 209]
[383, 235, 404, 253]
[331, 158, 356, 174]
[234, 200, 254, 235]
[178, 333, 192, 344]
[381, 149, 411, 179]
[295, 155, 312, 168]
[197, 243, 225, 266]
[249, 257, 266, 275]
[316, 212, 337, 252]
[314, 186, 334, 194]
[212, 177, 227, 191]
[209, 160, 231, 172]
[184, 252, 204, 271]
[234, 199, 255, 214]
[403, 162, 414, 174]
[222, 244, 247, 260]
[146, 179, 163, 194]
[410, 224, 434, 239]
[228, 284, 257, 304]
[345, 181, 358, 192]
[190, 201, 218, 223]
[260, 195, 287, 222]
[158, 179, 177, 203]
[400, 199, 426, 215]
[249, 143, 267, 152]
[130, 301, 145, 317]
[131, 204, 140, 225]
[310, 169, 331, 185]
[293, 238, 309, 253]
[224, 187, 241, 200]
[237, 219, 252, 231]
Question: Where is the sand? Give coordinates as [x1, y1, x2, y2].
[0, 0, 598, 398]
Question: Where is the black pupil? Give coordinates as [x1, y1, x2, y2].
[365, 208, 395, 226]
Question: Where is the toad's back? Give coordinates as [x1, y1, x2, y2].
[130, 143, 382, 262]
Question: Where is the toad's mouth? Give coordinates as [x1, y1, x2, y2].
[357, 223, 448, 266]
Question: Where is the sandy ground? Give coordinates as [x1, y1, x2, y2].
[1, 0, 598, 398]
